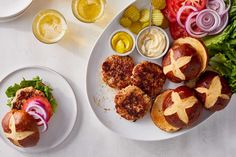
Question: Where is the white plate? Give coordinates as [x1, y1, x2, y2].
[0, 66, 77, 153]
[0, 0, 32, 18]
[0, 4, 30, 23]
[86, 0, 227, 141]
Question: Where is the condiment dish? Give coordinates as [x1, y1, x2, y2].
[136, 26, 170, 60]
[109, 29, 136, 56]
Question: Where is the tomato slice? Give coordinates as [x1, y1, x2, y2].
[169, 22, 189, 40]
[181, 0, 206, 10]
[22, 96, 53, 121]
[163, 6, 176, 22]
[165, 0, 206, 22]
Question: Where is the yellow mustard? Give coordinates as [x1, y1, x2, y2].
[111, 31, 133, 54]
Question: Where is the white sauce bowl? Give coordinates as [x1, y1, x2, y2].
[136, 26, 170, 60]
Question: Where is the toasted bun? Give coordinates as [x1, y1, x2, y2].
[195, 71, 232, 111]
[151, 90, 180, 132]
[2, 110, 39, 147]
[162, 86, 203, 128]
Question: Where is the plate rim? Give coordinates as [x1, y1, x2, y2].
[0, 1, 32, 23]
[0, 65, 78, 153]
[85, 0, 222, 141]
[0, 0, 32, 19]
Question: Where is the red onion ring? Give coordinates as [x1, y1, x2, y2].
[25, 101, 49, 122]
[209, 12, 229, 35]
[196, 9, 221, 32]
[28, 111, 48, 133]
[185, 12, 208, 38]
[207, 0, 231, 15]
[177, 5, 198, 28]
[220, 0, 231, 15]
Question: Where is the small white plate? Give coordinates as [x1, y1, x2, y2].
[0, 66, 77, 153]
[86, 0, 218, 141]
[0, 6, 29, 23]
[0, 0, 32, 18]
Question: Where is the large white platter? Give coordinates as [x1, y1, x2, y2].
[0, 66, 77, 153]
[86, 0, 228, 141]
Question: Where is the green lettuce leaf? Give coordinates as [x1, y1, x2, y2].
[5, 76, 57, 112]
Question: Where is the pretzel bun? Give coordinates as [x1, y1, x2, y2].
[151, 90, 180, 132]
[195, 71, 232, 111]
[1, 110, 39, 147]
[162, 37, 208, 83]
[162, 86, 203, 128]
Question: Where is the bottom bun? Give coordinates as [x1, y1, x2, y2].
[151, 90, 180, 132]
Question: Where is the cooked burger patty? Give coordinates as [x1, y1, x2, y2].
[131, 61, 166, 98]
[102, 55, 135, 90]
[12, 87, 45, 109]
[114, 85, 152, 121]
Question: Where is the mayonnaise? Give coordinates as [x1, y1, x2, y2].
[138, 27, 167, 58]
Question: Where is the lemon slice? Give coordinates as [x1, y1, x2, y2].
[72, 0, 105, 23]
[32, 9, 67, 44]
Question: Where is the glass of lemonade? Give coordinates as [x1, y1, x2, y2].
[32, 9, 67, 44]
[72, 0, 106, 23]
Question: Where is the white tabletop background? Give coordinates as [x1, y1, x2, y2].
[0, 0, 235, 156]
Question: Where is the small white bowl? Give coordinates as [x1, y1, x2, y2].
[109, 29, 136, 56]
[136, 26, 170, 60]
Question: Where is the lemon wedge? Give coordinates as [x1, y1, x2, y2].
[72, 0, 105, 23]
[32, 9, 67, 44]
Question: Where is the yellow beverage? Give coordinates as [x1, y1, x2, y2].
[72, 0, 105, 23]
[32, 9, 67, 44]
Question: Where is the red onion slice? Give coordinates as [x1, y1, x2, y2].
[209, 12, 229, 35]
[196, 9, 221, 32]
[185, 12, 208, 38]
[220, 0, 231, 15]
[28, 111, 48, 133]
[25, 101, 49, 122]
[177, 5, 198, 28]
[207, 0, 231, 15]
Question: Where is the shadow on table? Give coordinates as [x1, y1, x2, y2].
[58, 21, 90, 54]
[94, 3, 117, 29]
[123, 98, 236, 157]
[57, 21, 101, 59]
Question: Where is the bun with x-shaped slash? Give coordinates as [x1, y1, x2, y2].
[162, 37, 208, 83]
[195, 71, 232, 111]
[162, 86, 203, 128]
[2, 110, 39, 147]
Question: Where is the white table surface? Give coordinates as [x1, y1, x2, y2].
[0, 0, 236, 157]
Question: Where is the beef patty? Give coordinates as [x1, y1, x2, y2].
[101, 55, 135, 90]
[11, 87, 45, 109]
[114, 85, 152, 121]
[131, 61, 166, 98]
